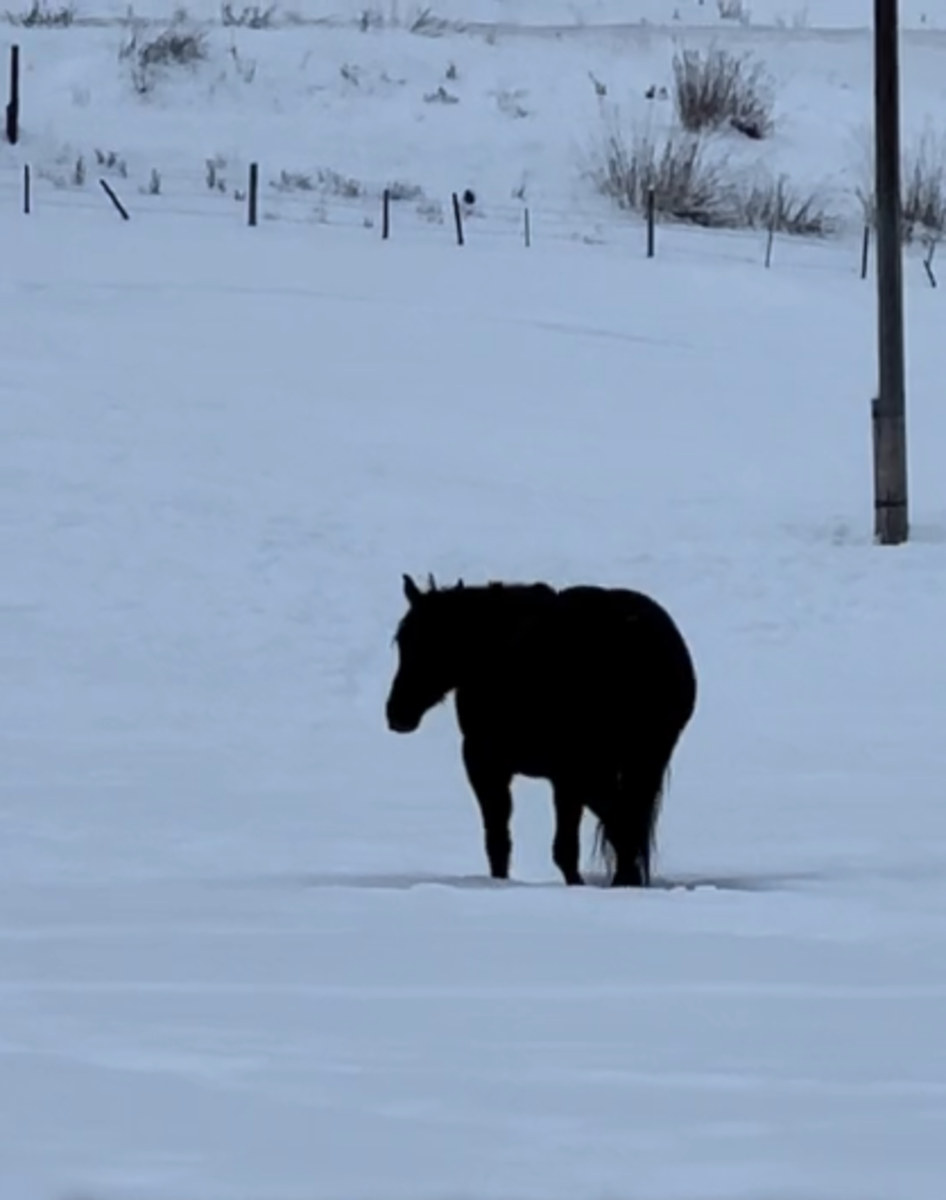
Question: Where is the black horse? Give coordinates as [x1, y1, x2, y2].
[385, 574, 697, 888]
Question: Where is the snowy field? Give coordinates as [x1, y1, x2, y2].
[4, 2, 946, 1198]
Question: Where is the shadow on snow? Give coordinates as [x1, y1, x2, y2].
[225, 868, 830, 894]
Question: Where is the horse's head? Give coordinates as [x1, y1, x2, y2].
[386, 573, 464, 734]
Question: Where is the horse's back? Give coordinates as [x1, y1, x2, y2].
[554, 584, 696, 720]
[454, 580, 695, 779]
[558, 583, 678, 627]
[555, 584, 689, 655]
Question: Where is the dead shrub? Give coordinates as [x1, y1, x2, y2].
[672, 45, 774, 139]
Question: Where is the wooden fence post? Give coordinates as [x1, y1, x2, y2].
[6, 44, 20, 145]
[382, 188, 390, 239]
[248, 162, 258, 227]
[646, 187, 656, 258]
[23, 163, 30, 214]
[451, 192, 464, 246]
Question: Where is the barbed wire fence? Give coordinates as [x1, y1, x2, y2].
[0, 37, 941, 285]
[7, 150, 941, 289]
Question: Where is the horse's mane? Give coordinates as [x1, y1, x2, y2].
[429, 577, 558, 600]
[395, 576, 558, 642]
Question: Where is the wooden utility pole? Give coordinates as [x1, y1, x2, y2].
[871, 0, 909, 544]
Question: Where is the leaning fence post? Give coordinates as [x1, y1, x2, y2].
[861, 223, 872, 280]
[451, 191, 464, 246]
[923, 240, 938, 289]
[247, 162, 258, 227]
[99, 178, 130, 220]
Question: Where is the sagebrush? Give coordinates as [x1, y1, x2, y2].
[591, 117, 835, 235]
[740, 174, 836, 236]
[858, 126, 946, 244]
[120, 17, 208, 94]
[6, 0, 74, 25]
[901, 129, 946, 242]
[220, 1, 276, 26]
[672, 45, 774, 139]
[592, 122, 732, 227]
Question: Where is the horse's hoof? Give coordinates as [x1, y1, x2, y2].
[611, 868, 645, 887]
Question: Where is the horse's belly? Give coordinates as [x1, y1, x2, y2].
[456, 688, 623, 779]
[509, 737, 616, 781]
[497, 717, 614, 780]
[509, 750, 556, 780]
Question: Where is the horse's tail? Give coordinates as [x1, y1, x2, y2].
[591, 766, 670, 886]
[591, 818, 619, 882]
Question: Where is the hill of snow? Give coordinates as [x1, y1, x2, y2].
[3, 0, 946, 240]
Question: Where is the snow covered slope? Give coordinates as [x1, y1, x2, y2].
[3, 3, 946, 1198]
[3, 0, 946, 237]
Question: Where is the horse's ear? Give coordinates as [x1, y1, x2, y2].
[457, 578, 464, 589]
[403, 574, 422, 606]
[427, 572, 437, 592]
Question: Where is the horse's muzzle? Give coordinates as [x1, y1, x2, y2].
[386, 704, 420, 734]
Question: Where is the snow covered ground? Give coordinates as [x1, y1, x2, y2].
[3, 3, 946, 1198]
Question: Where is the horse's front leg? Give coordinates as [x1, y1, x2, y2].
[551, 779, 585, 886]
[461, 738, 513, 879]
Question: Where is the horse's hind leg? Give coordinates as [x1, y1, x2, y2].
[608, 809, 650, 887]
[461, 738, 513, 880]
[592, 794, 643, 888]
[595, 807, 646, 887]
[551, 780, 584, 886]
[607, 748, 674, 887]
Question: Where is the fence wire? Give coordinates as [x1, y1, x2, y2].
[0, 156, 938, 286]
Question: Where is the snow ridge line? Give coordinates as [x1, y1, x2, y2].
[1, 15, 943, 40]
[1, 980, 945, 998]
